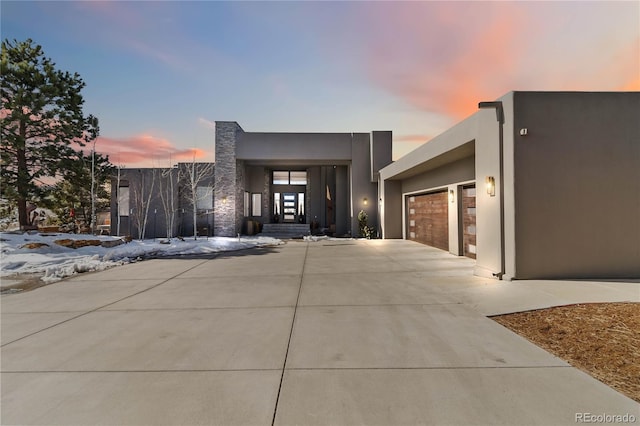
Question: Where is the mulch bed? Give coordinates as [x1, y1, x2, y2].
[492, 302, 639, 403]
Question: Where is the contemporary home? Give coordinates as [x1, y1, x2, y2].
[111, 91, 638, 281]
[111, 125, 392, 239]
[379, 91, 639, 280]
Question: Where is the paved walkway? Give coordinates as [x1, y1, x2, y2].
[2, 240, 638, 425]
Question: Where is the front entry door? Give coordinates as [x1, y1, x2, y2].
[282, 193, 297, 223]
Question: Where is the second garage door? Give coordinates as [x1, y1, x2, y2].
[462, 185, 477, 259]
[407, 191, 449, 251]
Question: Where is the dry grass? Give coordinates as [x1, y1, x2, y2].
[492, 302, 639, 403]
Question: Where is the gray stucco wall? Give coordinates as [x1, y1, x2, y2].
[244, 165, 268, 223]
[381, 179, 403, 238]
[111, 168, 182, 239]
[307, 166, 322, 225]
[371, 131, 393, 182]
[351, 133, 379, 237]
[335, 165, 350, 235]
[237, 132, 353, 161]
[512, 92, 640, 279]
[401, 156, 475, 194]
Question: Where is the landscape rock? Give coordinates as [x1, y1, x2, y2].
[73, 240, 102, 248]
[19, 242, 50, 249]
[101, 239, 125, 248]
[54, 239, 102, 249]
[53, 239, 76, 248]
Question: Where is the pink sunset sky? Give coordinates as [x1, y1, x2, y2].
[3, 1, 638, 166]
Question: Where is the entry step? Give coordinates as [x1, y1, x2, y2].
[259, 223, 310, 238]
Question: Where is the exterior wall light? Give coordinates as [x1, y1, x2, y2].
[485, 176, 496, 196]
[363, 197, 368, 205]
[222, 196, 228, 204]
[449, 189, 455, 203]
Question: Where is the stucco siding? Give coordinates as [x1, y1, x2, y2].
[237, 132, 352, 161]
[513, 92, 640, 279]
[351, 133, 378, 237]
[401, 156, 475, 195]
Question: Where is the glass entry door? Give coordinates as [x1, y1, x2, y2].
[274, 192, 305, 223]
[282, 193, 297, 222]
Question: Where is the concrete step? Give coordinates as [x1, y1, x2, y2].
[260, 223, 310, 238]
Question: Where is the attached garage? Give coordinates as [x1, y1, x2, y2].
[407, 191, 449, 251]
[382, 92, 640, 280]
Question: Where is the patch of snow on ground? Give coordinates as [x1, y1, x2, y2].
[0, 232, 283, 284]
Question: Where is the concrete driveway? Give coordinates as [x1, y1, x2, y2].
[2, 240, 638, 425]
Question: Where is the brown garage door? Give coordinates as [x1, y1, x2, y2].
[462, 185, 476, 259]
[407, 191, 448, 251]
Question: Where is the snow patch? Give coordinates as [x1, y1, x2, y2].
[1, 233, 283, 284]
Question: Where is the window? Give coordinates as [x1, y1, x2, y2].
[274, 193, 281, 215]
[196, 187, 213, 210]
[118, 187, 129, 216]
[244, 191, 250, 217]
[273, 171, 289, 185]
[272, 171, 307, 185]
[298, 193, 305, 215]
[290, 171, 307, 185]
[252, 193, 262, 217]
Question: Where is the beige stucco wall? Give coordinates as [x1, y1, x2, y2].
[474, 95, 511, 279]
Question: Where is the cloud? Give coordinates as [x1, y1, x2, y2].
[65, 1, 194, 73]
[359, 2, 527, 120]
[613, 38, 640, 91]
[331, 2, 639, 121]
[68, 1, 243, 79]
[96, 134, 209, 167]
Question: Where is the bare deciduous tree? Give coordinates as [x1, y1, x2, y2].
[115, 165, 123, 236]
[131, 168, 157, 240]
[158, 163, 178, 240]
[180, 155, 214, 240]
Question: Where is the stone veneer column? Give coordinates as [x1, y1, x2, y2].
[214, 121, 243, 236]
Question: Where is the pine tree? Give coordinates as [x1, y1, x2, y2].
[47, 150, 114, 228]
[1, 38, 97, 229]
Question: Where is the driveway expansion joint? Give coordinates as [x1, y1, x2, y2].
[283, 365, 572, 371]
[0, 258, 211, 348]
[271, 242, 309, 426]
